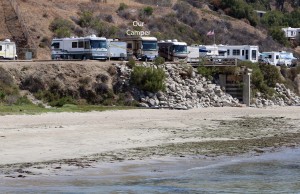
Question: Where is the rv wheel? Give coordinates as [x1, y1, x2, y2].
[82, 56, 87, 60]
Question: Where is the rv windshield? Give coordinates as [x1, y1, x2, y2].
[174, 45, 187, 53]
[142, 41, 157, 51]
[90, 40, 107, 49]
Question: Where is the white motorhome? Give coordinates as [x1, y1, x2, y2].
[107, 39, 127, 60]
[51, 35, 108, 60]
[120, 36, 158, 61]
[259, 51, 297, 67]
[0, 39, 17, 60]
[158, 39, 188, 61]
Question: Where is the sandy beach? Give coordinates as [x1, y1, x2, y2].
[0, 107, 300, 178]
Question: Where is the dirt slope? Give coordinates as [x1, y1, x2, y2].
[0, 0, 291, 59]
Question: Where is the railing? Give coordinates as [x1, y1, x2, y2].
[8, 0, 37, 57]
[189, 57, 238, 66]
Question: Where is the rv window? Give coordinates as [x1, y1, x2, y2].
[51, 42, 60, 49]
[72, 42, 78, 48]
[276, 55, 279, 59]
[84, 41, 90, 49]
[90, 40, 107, 49]
[0, 46, 2, 51]
[142, 41, 157, 51]
[78, 41, 84, 48]
[242, 50, 244, 56]
[232, 49, 240, 56]
[251, 50, 257, 60]
[227, 49, 230, 55]
[174, 45, 187, 53]
[127, 43, 132, 49]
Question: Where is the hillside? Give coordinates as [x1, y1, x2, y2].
[0, 0, 300, 59]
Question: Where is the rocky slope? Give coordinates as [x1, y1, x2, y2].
[114, 62, 300, 109]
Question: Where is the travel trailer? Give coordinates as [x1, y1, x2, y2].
[259, 51, 297, 67]
[107, 40, 127, 60]
[199, 44, 219, 57]
[120, 36, 158, 61]
[187, 45, 200, 63]
[158, 40, 188, 61]
[51, 35, 108, 60]
[199, 45, 259, 63]
[0, 39, 17, 60]
[282, 27, 300, 40]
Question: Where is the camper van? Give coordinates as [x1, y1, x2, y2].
[51, 35, 108, 60]
[107, 40, 127, 60]
[0, 39, 17, 60]
[259, 51, 297, 67]
[158, 40, 188, 61]
[120, 36, 158, 61]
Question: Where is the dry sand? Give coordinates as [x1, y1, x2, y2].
[0, 107, 300, 177]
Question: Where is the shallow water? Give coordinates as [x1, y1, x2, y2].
[1, 148, 300, 193]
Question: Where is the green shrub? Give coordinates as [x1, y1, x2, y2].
[197, 65, 218, 80]
[78, 11, 94, 28]
[127, 57, 136, 68]
[49, 96, 76, 107]
[239, 61, 276, 98]
[0, 67, 20, 104]
[131, 66, 166, 92]
[50, 18, 74, 38]
[154, 56, 165, 65]
[54, 27, 71, 38]
[143, 6, 154, 16]
[118, 3, 128, 11]
[269, 27, 289, 46]
[259, 64, 283, 87]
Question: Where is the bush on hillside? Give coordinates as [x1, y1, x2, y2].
[239, 61, 275, 98]
[269, 27, 289, 46]
[130, 66, 166, 92]
[118, 3, 128, 11]
[154, 57, 165, 65]
[143, 6, 154, 16]
[259, 63, 283, 87]
[20, 76, 45, 93]
[50, 18, 74, 38]
[78, 11, 94, 28]
[197, 65, 218, 80]
[135, 0, 172, 7]
[127, 57, 136, 68]
[0, 67, 21, 105]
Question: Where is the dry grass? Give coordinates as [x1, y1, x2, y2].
[0, 0, 289, 59]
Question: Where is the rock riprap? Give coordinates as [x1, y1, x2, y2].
[114, 63, 240, 109]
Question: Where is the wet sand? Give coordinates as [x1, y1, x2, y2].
[0, 107, 299, 178]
